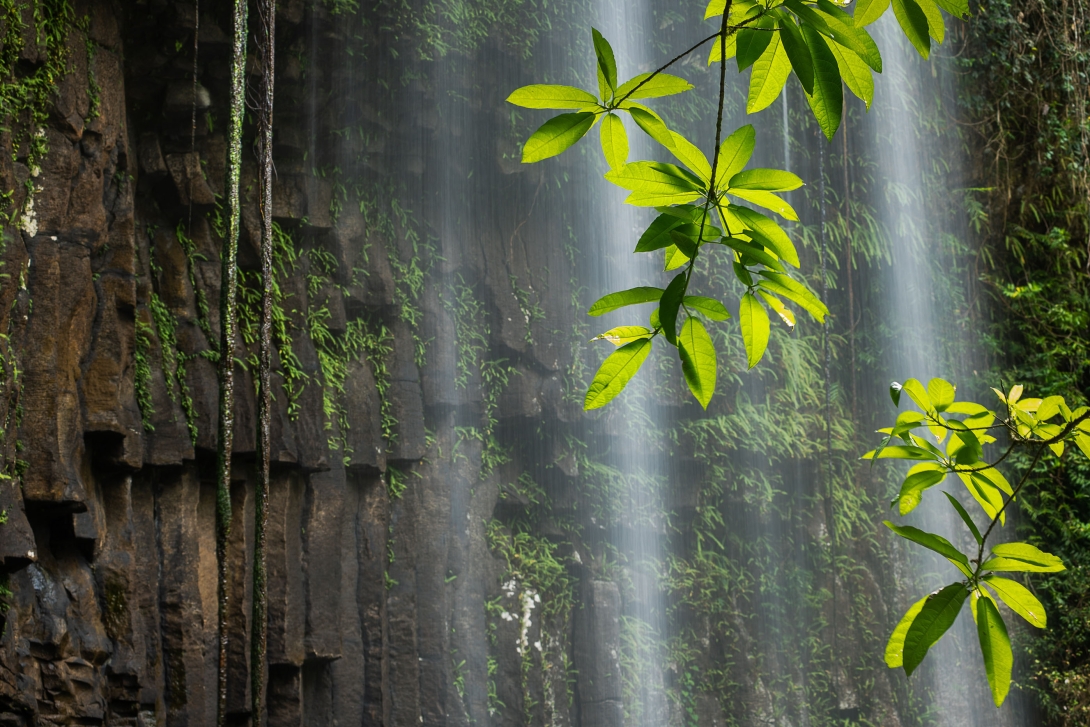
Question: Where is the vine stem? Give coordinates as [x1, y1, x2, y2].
[251, 0, 276, 722]
[215, 0, 247, 724]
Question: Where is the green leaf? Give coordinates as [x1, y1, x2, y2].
[590, 326, 653, 347]
[891, 0, 931, 58]
[664, 245, 689, 271]
[902, 583, 968, 675]
[668, 132, 712, 181]
[862, 445, 939, 461]
[659, 272, 688, 346]
[885, 595, 928, 668]
[746, 34, 792, 113]
[915, 0, 945, 41]
[625, 104, 677, 149]
[896, 465, 946, 515]
[932, 0, 969, 19]
[975, 597, 1013, 707]
[669, 230, 699, 259]
[730, 190, 799, 221]
[728, 168, 804, 192]
[736, 24, 774, 72]
[588, 286, 663, 316]
[522, 112, 597, 163]
[715, 125, 756, 188]
[814, 0, 883, 70]
[599, 113, 628, 169]
[707, 33, 738, 64]
[758, 291, 796, 328]
[828, 41, 874, 109]
[679, 317, 717, 409]
[983, 543, 1065, 573]
[507, 84, 599, 109]
[786, 0, 872, 60]
[927, 378, 956, 411]
[884, 521, 971, 575]
[604, 161, 704, 207]
[720, 236, 786, 272]
[890, 381, 903, 406]
[802, 23, 843, 141]
[901, 378, 934, 412]
[757, 271, 828, 321]
[739, 292, 770, 369]
[982, 576, 1046, 628]
[636, 215, 697, 253]
[959, 471, 1005, 524]
[592, 28, 618, 98]
[614, 72, 694, 100]
[584, 338, 651, 410]
[943, 491, 983, 546]
[684, 295, 731, 321]
[777, 14, 815, 95]
[854, 0, 891, 25]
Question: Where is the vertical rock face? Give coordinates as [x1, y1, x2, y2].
[0, 2, 946, 727]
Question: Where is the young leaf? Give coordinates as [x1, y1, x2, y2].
[883, 521, 972, 575]
[757, 271, 828, 321]
[776, 13, 815, 95]
[668, 132, 712, 181]
[659, 272, 688, 346]
[739, 292, 770, 369]
[975, 597, 1013, 707]
[902, 583, 968, 675]
[522, 113, 597, 163]
[584, 338, 651, 410]
[592, 28, 618, 98]
[679, 317, 717, 408]
[625, 105, 677, 149]
[614, 72, 694, 100]
[600, 113, 629, 169]
[854, 0, 891, 26]
[747, 34, 792, 113]
[758, 291, 796, 328]
[982, 576, 1046, 628]
[983, 543, 1065, 573]
[588, 286, 663, 316]
[736, 24, 774, 72]
[885, 595, 928, 668]
[590, 326, 653, 346]
[728, 168, 804, 192]
[730, 189, 799, 221]
[896, 465, 946, 515]
[684, 295, 731, 321]
[507, 85, 599, 109]
[943, 491, 983, 546]
[715, 125, 757, 187]
[828, 41, 874, 109]
[802, 24, 843, 141]
[891, 0, 931, 58]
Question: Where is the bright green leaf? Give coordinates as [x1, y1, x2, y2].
[605, 161, 704, 207]
[636, 215, 697, 253]
[943, 491, 983, 546]
[615, 72, 694, 100]
[707, 33, 738, 64]
[669, 132, 712, 181]
[507, 84, 599, 109]
[915, 0, 945, 42]
[739, 292, 770, 369]
[747, 34, 792, 113]
[590, 326, 653, 347]
[896, 465, 946, 515]
[600, 113, 628, 169]
[982, 576, 1046, 629]
[715, 125, 757, 187]
[927, 378, 956, 411]
[730, 189, 799, 221]
[592, 28, 618, 98]
[684, 295, 731, 321]
[664, 244, 689, 270]
[983, 542, 1065, 573]
[891, 0, 931, 58]
[720, 235, 787, 272]
[679, 317, 717, 409]
[758, 291, 796, 328]
[584, 338, 651, 410]
[903, 583, 968, 675]
[855, 0, 891, 25]
[975, 597, 1013, 707]
[757, 271, 828, 321]
[802, 23, 843, 140]
[522, 112, 597, 163]
[933, 0, 969, 18]
[660, 272, 688, 346]
[828, 40, 874, 109]
[884, 521, 971, 574]
[588, 286, 663, 316]
[625, 104, 677, 149]
[728, 168, 804, 192]
[885, 595, 928, 668]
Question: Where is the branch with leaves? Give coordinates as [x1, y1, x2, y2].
[508, 0, 967, 411]
[873, 379, 1086, 706]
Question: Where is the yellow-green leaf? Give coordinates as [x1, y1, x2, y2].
[730, 189, 799, 221]
[715, 125, 756, 188]
[903, 583, 968, 675]
[982, 576, 1046, 628]
[684, 295, 731, 321]
[584, 338, 651, 410]
[915, 0, 945, 42]
[600, 113, 628, 169]
[828, 41, 874, 109]
[855, 0, 891, 25]
[739, 292, 770, 369]
[747, 34, 792, 113]
[679, 317, 717, 409]
[758, 290, 796, 328]
[891, 0, 931, 58]
[507, 84, 599, 109]
[614, 72, 694, 100]
[522, 112, 597, 163]
[975, 597, 1013, 707]
[885, 595, 928, 668]
[591, 325, 653, 347]
[668, 132, 712, 181]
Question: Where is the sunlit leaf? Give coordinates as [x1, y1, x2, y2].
[747, 34, 792, 113]
[891, 0, 931, 58]
[728, 168, 804, 192]
[679, 317, 717, 408]
[605, 161, 704, 207]
[636, 214, 698, 253]
[896, 465, 946, 515]
[739, 292, 770, 369]
[901, 378, 934, 413]
[854, 0, 891, 26]
[668, 132, 712, 181]
[885, 595, 928, 668]
[786, 0, 872, 60]
[915, 0, 945, 42]
[943, 491, 983, 546]
[775, 12, 815, 95]
[592, 28, 618, 98]
[522, 112, 597, 163]
[982, 576, 1046, 628]
[720, 235, 787, 272]
[591, 325, 653, 346]
[600, 113, 628, 169]
[588, 286, 663, 316]
[757, 271, 828, 321]
[975, 597, 1013, 707]
[957, 471, 1005, 523]
[614, 72, 694, 100]
[664, 245, 689, 271]
[828, 40, 874, 109]
[883, 521, 971, 575]
[814, 0, 883, 70]
[736, 22, 775, 72]
[507, 84, 599, 109]
[684, 295, 731, 321]
[730, 190, 799, 221]
[983, 543, 1065, 573]
[903, 583, 968, 675]
[659, 272, 688, 345]
[802, 24, 843, 141]
[933, 0, 969, 19]
[625, 104, 677, 149]
[707, 33, 738, 64]
[584, 338, 651, 410]
[715, 125, 756, 188]
[758, 291, 796, 328]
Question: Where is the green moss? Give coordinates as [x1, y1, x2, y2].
[133, 320, 155, 431]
